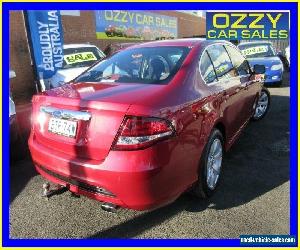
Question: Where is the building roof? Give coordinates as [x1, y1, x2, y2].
[63, 43, 99, 49]
[128, 38, 207, 48]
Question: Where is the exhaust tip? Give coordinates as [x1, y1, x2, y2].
[101, 203, 118, 213]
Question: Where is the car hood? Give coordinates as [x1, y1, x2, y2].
[49, 67, 89, 88]
[247, 56, 282, 67]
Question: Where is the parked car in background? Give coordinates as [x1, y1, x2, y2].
[10, 71, 18, 155]
[49, 44, 105, 88]
[238, 41, 284, 86]
[276, 48, 290, 72]
[103, 42, 137, 57]
[10, 70, 27, 161]
[29, 39, 269, 211]
[285, 45, 290, 70]
[9, 94, 18, 145]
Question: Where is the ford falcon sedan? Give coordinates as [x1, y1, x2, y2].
[29, 39, 270, 211]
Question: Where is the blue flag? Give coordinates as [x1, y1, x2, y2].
[27, 10, 64, 83]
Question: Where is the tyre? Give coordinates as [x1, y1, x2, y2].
[252, 88, 270, 121]
[192, 129, 224, 198]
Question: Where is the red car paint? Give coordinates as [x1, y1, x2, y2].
[29, 39, 262, 210]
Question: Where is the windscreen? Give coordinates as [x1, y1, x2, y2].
[74, 46, 190, 85]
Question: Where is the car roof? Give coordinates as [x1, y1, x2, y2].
[238, 41, 272, 46]
[123, 38, 232, 49]
[110, 42, 137, 48]
[63, 44, 99, 49]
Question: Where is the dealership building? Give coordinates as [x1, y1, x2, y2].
[9, 10, 289, 109]
[9, 10, 206, 105]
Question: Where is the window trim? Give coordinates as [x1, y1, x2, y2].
[199, 43, 235, 85]
[200, 50, 218, 84]
[199, 42, 252, 85]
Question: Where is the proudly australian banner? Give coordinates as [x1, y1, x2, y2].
[27, 10, 64, 82]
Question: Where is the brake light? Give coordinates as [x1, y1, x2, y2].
[112, 116, 175, 150]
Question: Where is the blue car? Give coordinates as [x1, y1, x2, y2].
[238, 42, 284, 86]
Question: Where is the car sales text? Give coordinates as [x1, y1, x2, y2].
[207, 13, 289, 39]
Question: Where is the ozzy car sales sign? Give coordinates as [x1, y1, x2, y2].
[206, 11, 289, 40]
[94, 10, 178, 40]
[27, 10, 64, 88]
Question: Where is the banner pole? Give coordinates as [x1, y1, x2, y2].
[22, 10, 42, 93]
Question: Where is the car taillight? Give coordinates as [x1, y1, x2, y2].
[112, 116, 175, 150]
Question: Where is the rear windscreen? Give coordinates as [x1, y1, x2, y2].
[74, 46, 190, 85]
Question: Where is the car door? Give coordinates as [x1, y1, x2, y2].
[225, 44, 260, 122]
[203, 44, 246, 141]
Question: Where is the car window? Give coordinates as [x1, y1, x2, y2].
[168, 50, 184, 65]
[225, 45, 251, 76]
[207, 45, 237, 81]
[199, 51, 217, 84]
[74, 46, 190, 85]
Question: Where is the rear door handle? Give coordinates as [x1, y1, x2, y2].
[235, 87, 241, 93]
[222, 92, 230, 101]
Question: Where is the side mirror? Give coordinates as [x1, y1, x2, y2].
[253, 64, 266, 74]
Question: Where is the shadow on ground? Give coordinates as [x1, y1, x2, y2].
[87, 93, 290, 239]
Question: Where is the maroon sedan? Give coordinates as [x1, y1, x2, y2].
[29, 39, 270, 211]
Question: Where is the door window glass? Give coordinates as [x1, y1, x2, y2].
[207, 45, 237, 80]
[199, 51, 217, 84]
[225, 45, 251, 76]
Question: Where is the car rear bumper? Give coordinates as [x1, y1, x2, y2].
[28, 132, 182, 210]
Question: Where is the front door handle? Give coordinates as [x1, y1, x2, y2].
[241, 83, 249, 90]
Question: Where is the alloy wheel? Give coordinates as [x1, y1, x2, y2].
[253, 91, 269, 119]
[206, 138, 223, 190]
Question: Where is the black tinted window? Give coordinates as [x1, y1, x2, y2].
[200, 51, 217, 84]
[75, 46, 190, 85]
[225, 45, 250, 76]
[207, 45, 237, 80]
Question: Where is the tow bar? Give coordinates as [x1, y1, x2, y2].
[42, 182, 67, 198]
[42, 182, 118, 213]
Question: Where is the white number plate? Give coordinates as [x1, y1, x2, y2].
[48, 118, 77, 138]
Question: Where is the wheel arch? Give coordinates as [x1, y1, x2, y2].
[214, 121, 226, 145]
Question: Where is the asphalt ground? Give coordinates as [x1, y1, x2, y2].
[10, 73, 290, 239]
